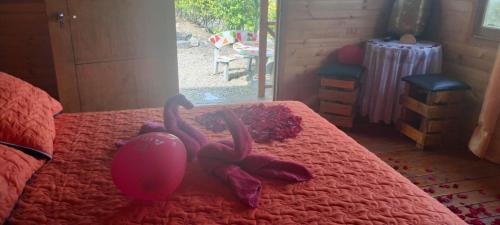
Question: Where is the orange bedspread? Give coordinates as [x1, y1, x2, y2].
[7, 101, 465, 224]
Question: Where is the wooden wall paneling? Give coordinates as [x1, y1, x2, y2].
[0, 1, 46, 13]
[67, 0, 167, 64]
[424, 0, 499, 146]
[276, 0, 392, 108]
[132, 57, 178, 109]
[45, 0, 81, 112]
[76, 60, 139, 112]
[46, 0, 179, 112]
[0, 0, 58, 98]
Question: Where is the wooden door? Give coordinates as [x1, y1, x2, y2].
[45, 0, 178, 112]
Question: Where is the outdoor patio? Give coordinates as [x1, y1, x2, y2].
[176, 17, 273, 105]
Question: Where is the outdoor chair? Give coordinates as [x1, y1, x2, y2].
[208, 30, 257, 80]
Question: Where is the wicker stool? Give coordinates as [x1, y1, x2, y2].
[399, 75, 470, 149]
[317, 63, 364, 128]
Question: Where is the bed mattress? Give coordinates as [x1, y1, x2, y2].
[7, 101, 465, 224]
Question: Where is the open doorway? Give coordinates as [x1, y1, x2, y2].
[174, 0, 277, 105]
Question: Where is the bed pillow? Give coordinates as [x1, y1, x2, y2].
[0, 144, 44, 224]
[49, 97, 64, 116]
[336, 44, 364, 65]
[0, 72, 63, 115]
[0, 72, 58, 159]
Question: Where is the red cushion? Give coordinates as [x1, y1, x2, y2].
[0, 144, 44, 224]
[0, 72, 58, 159]
[336, 44, 365, 65]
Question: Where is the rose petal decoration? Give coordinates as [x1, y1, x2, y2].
[447, 205, 462, 214]
[457, 194, 468, 199]
[423, 188, 435, 194]
[465, 213, 479, 219]
[467, 219, 485, 225]
[195, 104, 303, 143]
[437, 196, 451, 203]
[492, 218, 500, 225]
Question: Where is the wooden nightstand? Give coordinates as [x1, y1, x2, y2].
[316, 63, 364, 128]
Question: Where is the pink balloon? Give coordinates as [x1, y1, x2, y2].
[111, 132, 187, 201]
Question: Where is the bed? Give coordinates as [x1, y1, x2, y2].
[1, 98, 466, 224]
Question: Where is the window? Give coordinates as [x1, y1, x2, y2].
[475, 0, 500, 40]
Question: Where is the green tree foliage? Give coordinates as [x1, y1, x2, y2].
[175, 0, 277, 33]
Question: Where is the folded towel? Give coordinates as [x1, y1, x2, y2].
[115, 140, 129, 148]
[240, 154, 313, 182]
[198, 111, 251, 162]
[199, 109, 312, 208]
[139, 121, 166, 134]
[200, 159, 262, 208]
[114, 122, 165, 148]
[164, 95, 208, 161]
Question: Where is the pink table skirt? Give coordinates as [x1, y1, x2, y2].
[360, 39, 442, 124]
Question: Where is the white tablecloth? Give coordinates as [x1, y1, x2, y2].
[360, 39, 442, 124]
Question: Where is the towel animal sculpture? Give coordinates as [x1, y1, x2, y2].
[163, 95, 208, 161]
[197, 110, 312, 207]
[115, 94, 312, 207]
[116, 94, 208, 161]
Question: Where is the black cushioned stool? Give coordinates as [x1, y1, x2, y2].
[317, 63, 364, 128]
[399, 74, 470, 149]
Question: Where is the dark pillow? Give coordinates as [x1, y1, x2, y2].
[317, 63, 364, 80]
[402, 74, 471, 92]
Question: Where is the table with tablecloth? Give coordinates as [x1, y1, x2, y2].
[360, 39, 442, 124]
[233, 41, 275, 81]
[232, 41, 274, 57]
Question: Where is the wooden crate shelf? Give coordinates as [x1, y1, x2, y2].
[320, 78, 357, 90]
[321, 113, 354, 128]
[400, 95, 462, 119]
[320, 101, 354, 117]
[400, 122, 442, 148]
[399, 83, 468, 149]
[426, 90, 465, 105]
[420, 119, 456, 133]
[319, 88, 358, 104]
[319, 76, 361, 128]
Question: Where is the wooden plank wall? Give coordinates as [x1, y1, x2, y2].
[0, 0, 58, 98]
[276, 0, 392, 108]
[424, 0, 499, 146]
